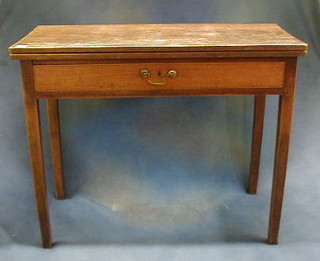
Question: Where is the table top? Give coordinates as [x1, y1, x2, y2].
[9, 23, 307, 56]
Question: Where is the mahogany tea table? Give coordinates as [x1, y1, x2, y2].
[9, 23, 307, 248]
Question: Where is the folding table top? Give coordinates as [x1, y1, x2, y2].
[9, 23, 307, 57]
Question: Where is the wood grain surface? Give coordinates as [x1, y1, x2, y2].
[33, 61, 285, 93]
[9, 24, 307, 56]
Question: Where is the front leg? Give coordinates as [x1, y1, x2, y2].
[21, 61, 53, 248]
[268, 58, 297, 244]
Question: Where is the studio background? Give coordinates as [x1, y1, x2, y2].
[0, 0, 320, 260]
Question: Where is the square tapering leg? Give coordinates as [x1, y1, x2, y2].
[248, 95, 266, 194]
[21, 61, 53, 248]
[47, 99, 66, 200]
[268, 58, 297, 244]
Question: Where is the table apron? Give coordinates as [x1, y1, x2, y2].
[27, 58, 293, 98]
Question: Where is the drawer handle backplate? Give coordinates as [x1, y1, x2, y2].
[140, 69, 177, 86]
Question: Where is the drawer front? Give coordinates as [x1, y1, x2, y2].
[33, 61, 285, 93]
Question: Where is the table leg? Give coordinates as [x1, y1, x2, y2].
[21, 61, 53, 248]
[268, 58, 297, 244]
[248, 95, 266, 194]
[268, 93, 295, 244]
[25, 99, 53, 247]
[47, 99, 65, 199]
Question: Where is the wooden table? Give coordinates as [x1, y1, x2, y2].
[9, 24, 307, 248]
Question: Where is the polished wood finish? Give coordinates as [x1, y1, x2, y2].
[248, 95, 266, 194]
[10, 50, 307, 60]
[268, 58, 297, 244]
[33, 61, 285, 93]
[47, 99, 65, 200]
[20, 61, 52, 248]
[9, 24, 307, 55]
[10, 24, 307, 248]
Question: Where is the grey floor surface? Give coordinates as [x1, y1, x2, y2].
[1, 1, 320, 260]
